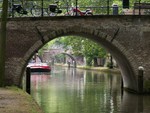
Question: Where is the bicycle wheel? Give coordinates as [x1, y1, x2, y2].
[31, 5, 42, 17]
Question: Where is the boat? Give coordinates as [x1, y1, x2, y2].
[27, 63, 51, 72]
[27, 52, 51, 72]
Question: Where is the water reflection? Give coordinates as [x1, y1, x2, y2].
[120, 91, 150, 113]
[30, 66, 150, 113]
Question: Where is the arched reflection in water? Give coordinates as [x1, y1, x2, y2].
[31, 66, 150, 113]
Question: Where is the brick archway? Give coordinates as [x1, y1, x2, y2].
[21, 26, 137, 92]
[5, 16, 150, 93]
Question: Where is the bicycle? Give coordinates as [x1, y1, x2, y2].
[31, 0, 62, 17]
[11, 4, 28, 17]
[65, 6, 93, 16]
[49, 1, 62, 16]
[8, 0, 41, 17]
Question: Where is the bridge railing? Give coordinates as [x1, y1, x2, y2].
[0, 0, 150, 17]
[122, 2, 150, 15]
[61, 6, 120, 15]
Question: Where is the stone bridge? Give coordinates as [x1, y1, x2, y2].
[3, 15, 150, 93]
[42, 49, 77, 67]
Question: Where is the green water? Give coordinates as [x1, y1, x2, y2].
[31, 66, 150, 113]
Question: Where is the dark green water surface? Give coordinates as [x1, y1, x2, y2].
[31, 66, 150, 113]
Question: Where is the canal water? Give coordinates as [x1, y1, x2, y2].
[30, 66, 150, 113]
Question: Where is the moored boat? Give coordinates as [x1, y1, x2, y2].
[27, 63, 51, 72]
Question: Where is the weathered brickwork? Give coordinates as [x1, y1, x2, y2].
[3, 15, 150, 93]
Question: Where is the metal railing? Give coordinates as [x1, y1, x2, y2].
[0, 0, 150, 17]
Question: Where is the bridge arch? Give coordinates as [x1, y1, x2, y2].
[53, 52, 77, 68]
[20, 25, 138, 92]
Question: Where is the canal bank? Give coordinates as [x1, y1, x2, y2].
[54, 63, 121, 74]
[0, 86, 44, 113]
[77, 66, 121, 73]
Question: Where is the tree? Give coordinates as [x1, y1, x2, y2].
[0, 0, 8, 87]
[81, 38, 106, 66]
